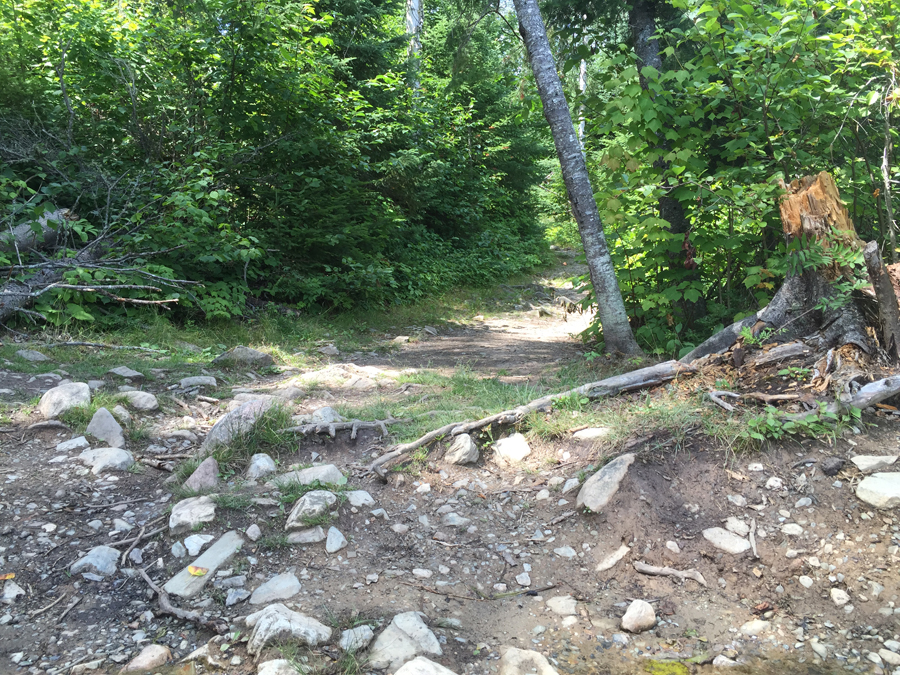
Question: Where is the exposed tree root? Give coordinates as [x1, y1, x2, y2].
[633, 561, 707, 587]
[280, 415, 411, 440]
[368, 360, 696, 472]
[137, 567, 228, 634]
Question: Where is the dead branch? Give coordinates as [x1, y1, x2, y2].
[56, 595, 81, 624]
[368, 360, 695, 471]
[26, 420, 70, 431]
[28, 592, 68, 618]
[280, 416, 411, 440]
[708, 390, 739, 412]
[137, 567, 228, 634]
[633, 561, 707, 587]
[43, 341, 167, 353]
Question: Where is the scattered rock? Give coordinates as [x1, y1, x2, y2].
[368, 611, 442, 671]
[246, 524, 262, 541]
[2, 580, 25, 604]
[287, 527, 327, 544]
[724, 517, 750, 536]
[121, 390, 159, 411]
[444, 434, 479, 464]
[493, 433, 531, 462]
[821, 457, 844, 476]
[546, 596, 577, 616]
[111, 405, 132, 426]
[621, 599, 655, 633]
[561, 478, 580, 494]
[318, 344, 340, 356]
[171, 542, 187, 558]
[169, 495, 217, 535]
[740, 619, 769, 636]
[554, 546, 576, 559]
[16, 349, 49, 362]
[325, 527, 348, 553]
[271, 464, 344, 488]
[799, 575, 814, 588]
[879, 649, 900, 666]
[70, 545, 119, 577]
[781, 523, 804, 536]
[108, 366, 143, 379]
[572, 427, 611, 441]
[595, 544, 630, 572]
[78, 447, 134, 474]
[245, 603, 332, 655]
[163, 531, 244, 599]
[247, 453, 277, 480]
[347, 490, 375, 507]
[856, 473, 900, 508]
[39, 382, 91, 419]
[395, 657, 459, 675]
[122, 644, 171, 671]
[285, 491, 337, 530]
[257, 659, 297, 675]
[498, 647, 559, 675]
[180, 376, 217, 389]
[765, 476, 784, 490]
[831, 588, 850, 607]
[227, 589, 251, 607]
[184, 534, 215, 557]
[702, 527, 751, 554]
[203, 399, 278, 451]
[515, 573, 531, 587]
[57, 435, 90, 452]
[712, 655, 740, 667]
[250, 573, 302, 605]
[440, 513, 471, 528]
[576, 453, 634, 513]
[340, 625, 375, 652]
[184, 457, 220, 491]
[213, 345, 275, 368]
[851, 455, 898, 473]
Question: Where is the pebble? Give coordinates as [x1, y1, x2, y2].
[554, 546, 576, 559]
[621, 599, 656, 633]
[546, 595, 577, 616]
[831, 588, 850, 606]
[246, 523, 262, 541]
[799, 575, 814, 588]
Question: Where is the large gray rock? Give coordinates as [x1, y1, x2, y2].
[202, 399, 278, 451]
[249, 573, 301, 605]
[121, 390, 159, 411]
[169, 495, 216, 534]
[70, 545, 119, 577]
[444, 434, 479, 464]
[184, 457, 220, 491]
[575, 453, 634, 513]
[287, 527, 326, 544]
[395, 657, 459, 675]
[16, 349, 49, 362]
[247, 453, 277, 480]
[498, 647, 559, 675]
[85, 407, 125, 449]
[39, 382, 90, 419]
[702, 527, 751, 554]
[285, 491, 337, 530]
[340, 625, 375, 652]
[213, 345, 275, 368]
[180, 376, 217, 389]
[270, 464, 344, 488]
[621, 599, 656, 632]
[857, 473, 900, 508]
[493, 433, 531, 463]
[78, 447, 134, 474]
[368, 611, 442, 671]
[851, 456, 898, 473]
[163, 530, 243, 598]
[122, 644, 171, 672]
[245, 603, 331, 656]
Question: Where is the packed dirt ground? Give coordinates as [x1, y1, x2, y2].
[1, 257, 900, 675]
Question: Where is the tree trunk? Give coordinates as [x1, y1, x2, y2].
[864, 240, 900, 360]
[629, 0, 706, 323]
[683, 172, 876, 362]
[512, 0, 641, 355]
[406, 0, 422, 87]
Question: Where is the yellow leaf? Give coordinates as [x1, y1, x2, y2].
[0, 573, 14, 580]
[188, 566, 208, 577]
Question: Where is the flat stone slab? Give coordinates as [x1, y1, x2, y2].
[857, 472, 900, 508]
[250, 572, 302, 605]
[576, 453, 634, 513]
[270, 464, 344, 488]
[851, 456, 898, 473]
[702, 527, 751, 554]
[163, 530, 243, 598]
[108, 366, 143, 379]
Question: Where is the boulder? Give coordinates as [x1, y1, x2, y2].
[245, 603, 331, 655]
[212, 345, 275, 368]
[39, 382, 91, 419]
[497, 647, 559, 675]
[78, 447, 134, 474]
[621, 599, 656, 633]
[249, 573, 302, 605]
[444, 434, 479, 464]
[169, 495, 216, 534]
[493, 433, 531, 463]
[85, 407, 125, 449]
[856, 473, 900, 508]
[121, 390, 159, 411]
[184, 457, 220, 491]
[575, 453, 634, 513]
[285, 491, 337, 530]
[70, 545, 119, 577]
[368, 611, 442, 671]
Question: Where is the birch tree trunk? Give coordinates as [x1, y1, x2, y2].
[577, 50, 587, 145]
[406, 0, 423, 87]
[512, 0, 641, 354]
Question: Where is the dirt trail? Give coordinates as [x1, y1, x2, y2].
[0, 260, 899, 675]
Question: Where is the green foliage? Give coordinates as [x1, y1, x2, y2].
[744, 404, 862, 442]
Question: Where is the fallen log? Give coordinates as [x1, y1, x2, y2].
[368, 360, 696, 471]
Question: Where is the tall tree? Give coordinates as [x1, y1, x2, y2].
[512, 0, 641, 354]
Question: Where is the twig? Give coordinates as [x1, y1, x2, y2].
[708, 390, 739, 412]
[137, 567, 227, 633]
[196, 395, 219, 404]
[107, 523, 166, 548]
[397, 580, 478, 601]
[43, 342, 167, 353]
[749, 518, 759, 559]
[121, 526, 145, 565]
[56, 595, 81, 624]
[548, 510, 576, 526]
[28, 592, 68, 618]
[85, 497, 148, 512]
[633, 561, 707, 587]
[490, 583, 557, 600]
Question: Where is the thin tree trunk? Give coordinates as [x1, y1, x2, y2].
[577, 49, 587, 145]
[512, 0, 641, 354]
[882, 111, 897, 262]
[406, 0, 422, 88]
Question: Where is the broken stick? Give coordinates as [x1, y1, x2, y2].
[633, 561, 708, 587]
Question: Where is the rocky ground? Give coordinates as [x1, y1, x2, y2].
[2, 266, 900, 675]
